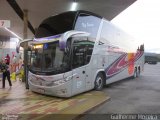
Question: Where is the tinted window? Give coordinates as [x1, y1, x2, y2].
[35, 12, 77, 38]
[72, 39, 94, 68]
[29, 41, 71, 74]
[74, 13, 101, 38]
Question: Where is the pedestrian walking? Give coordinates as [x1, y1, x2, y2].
[1, 59, 12, 88]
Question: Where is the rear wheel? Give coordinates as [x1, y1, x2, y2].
[94, 73, 104, 90]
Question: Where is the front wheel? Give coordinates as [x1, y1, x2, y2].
[94, 73, 104, 91]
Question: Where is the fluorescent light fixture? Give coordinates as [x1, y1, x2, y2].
[70, 2, 77, 11]
[3, 27, 23, 40]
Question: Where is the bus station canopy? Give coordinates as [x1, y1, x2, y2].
[0, 0, 136, 39]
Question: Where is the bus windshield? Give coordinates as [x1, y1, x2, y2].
[29, 41, 71, 74]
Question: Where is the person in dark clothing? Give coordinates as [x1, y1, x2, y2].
[1, 59, 12, 88]
[0, 61, 2, 69]
[5, 54, 10, 65]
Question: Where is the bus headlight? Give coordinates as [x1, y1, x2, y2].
[45, 76, 73, 87]
[54, 80, 66, 85]
[46, 80, 67, 86]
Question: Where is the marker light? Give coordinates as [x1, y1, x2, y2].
[33, 44, 43, 49]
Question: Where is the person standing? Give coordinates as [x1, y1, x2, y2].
[1, 59, 12, 88]
[5, 54, 10, 65]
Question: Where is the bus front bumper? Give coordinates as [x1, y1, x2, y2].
[28, 80, 72, 97]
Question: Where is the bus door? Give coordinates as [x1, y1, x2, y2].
[72, 66, 86, 94]
[71, 39, 94, 94]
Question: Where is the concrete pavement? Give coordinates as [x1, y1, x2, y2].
[79, 63, 160, 120]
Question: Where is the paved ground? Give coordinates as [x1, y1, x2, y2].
[79, 63, 160, 120]
[0, 77, 109, 120]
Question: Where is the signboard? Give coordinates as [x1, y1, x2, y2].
[0, 20, 10, 28]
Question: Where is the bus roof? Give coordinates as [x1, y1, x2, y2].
[35, 10, 102, 38]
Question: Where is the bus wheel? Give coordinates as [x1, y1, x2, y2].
[94, 73, 104, 90]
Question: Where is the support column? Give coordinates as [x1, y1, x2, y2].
[23, 9, 29, 89]
[23, 9, 28, 40]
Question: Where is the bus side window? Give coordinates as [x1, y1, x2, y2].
[72, 40, 94, 68]
[85, 44, 93, 64]
[72, 45, 85, 68]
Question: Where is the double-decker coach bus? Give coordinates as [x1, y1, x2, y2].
[27, 10, 144, 97]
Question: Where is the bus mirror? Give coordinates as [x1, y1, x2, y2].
[59, 30, 89, 51]
[60, 44, 68, 53]
[59, 37, 68, 51]
[59, 38, 70, 52]
[59, 40, 66, 51]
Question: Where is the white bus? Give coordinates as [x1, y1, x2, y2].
[27, 10, 144, 97]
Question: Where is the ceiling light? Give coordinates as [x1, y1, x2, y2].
[3, 27, 23, 40]
[70, 1, 78, 11]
